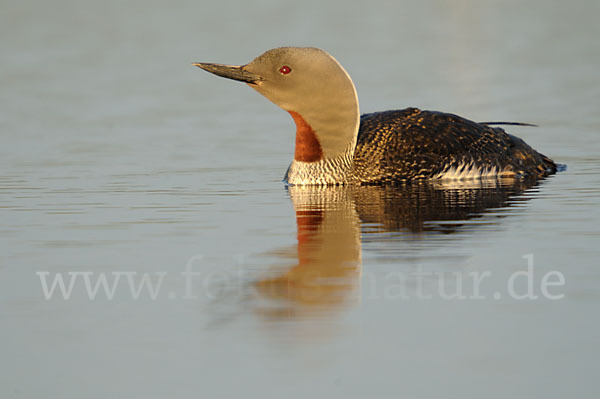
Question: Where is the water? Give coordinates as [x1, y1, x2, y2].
[1, 0, 599, 397]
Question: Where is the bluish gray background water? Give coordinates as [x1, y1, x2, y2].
[1, 0, 599, 397]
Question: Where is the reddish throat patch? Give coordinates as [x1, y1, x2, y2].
[288, 111, 323, 162]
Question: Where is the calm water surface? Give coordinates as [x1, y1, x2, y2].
[1, 0, 599, 398]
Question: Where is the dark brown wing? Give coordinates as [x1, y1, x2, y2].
[351, 108, 555, 183]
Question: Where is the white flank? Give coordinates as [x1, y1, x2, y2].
[433, 163, 503, 180]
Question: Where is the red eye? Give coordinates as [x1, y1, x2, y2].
[279, 65, 292, 75]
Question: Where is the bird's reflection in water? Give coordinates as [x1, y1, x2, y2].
[253, 178, 543, 318]
[256, 187, 362, 312]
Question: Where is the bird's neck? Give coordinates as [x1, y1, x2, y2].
[289, 111, 323, 163]
[284, 91, 360, 185]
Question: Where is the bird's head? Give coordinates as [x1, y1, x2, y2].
[194, 47, 360, 162]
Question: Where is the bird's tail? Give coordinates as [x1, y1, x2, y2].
[480, 122, 538, 127]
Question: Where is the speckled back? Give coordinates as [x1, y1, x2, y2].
[351, 108, 556, 184]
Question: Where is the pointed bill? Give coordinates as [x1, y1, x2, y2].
[193, 63, 263, 84]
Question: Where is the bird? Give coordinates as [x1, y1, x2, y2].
[193, 47, 556, 186]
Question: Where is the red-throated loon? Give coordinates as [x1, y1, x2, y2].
[194, 47, 556, 185]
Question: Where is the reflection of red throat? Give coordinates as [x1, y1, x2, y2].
[288, 111, 323, 162]
[296, 210, 323, 265]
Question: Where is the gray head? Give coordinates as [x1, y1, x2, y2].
[194, 47, 360, 162]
